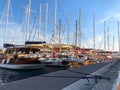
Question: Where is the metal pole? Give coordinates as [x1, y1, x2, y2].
[108, 27, 109, 51]
[75, 20, 78, 46]
[54, 0, 57, 44]
[79, 8, 82, 48]
[44, 1, 48, 42]
[38, 3, 42, 40]
[104, 21, 106, 51]
[118, 22, 120, 53]
[4, 0, 10, 44]
[68, 15, 70, 45]
[113, 36, 114, 51]
[93, 13, 95, 50]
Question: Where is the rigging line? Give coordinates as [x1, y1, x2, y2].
[97, 36, 104, 49]
[9, 0, 13, 18]
[58, 0, 68, 17]
[28, 15, 38, 41]
[60, 19, 67, 44]
[11, 15, 25, 44]
[32, 15, 44, 41]
[32, 28, 37, 41]
[82, 36, 90, 48]
[0, 0, 8, 23]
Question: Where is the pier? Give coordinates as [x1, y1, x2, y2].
[0, 59, 119, 90]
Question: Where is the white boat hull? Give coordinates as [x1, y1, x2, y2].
[41, 59, 70, 67]
[0, 64, 45, 70]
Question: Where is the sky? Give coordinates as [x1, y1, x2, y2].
[0, 0, 120, 51]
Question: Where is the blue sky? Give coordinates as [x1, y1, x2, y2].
[0, 0, 120, 51]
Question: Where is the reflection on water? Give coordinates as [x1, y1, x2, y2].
[112, 71, 120, 90]
[116, 71, 120, 90]
[0, 66, 68, 85]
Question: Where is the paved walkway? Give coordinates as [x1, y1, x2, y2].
[0, 60, 117, 90]
[62, 60, 120, 90]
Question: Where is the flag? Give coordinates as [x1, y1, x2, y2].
[109, 50, 112, 54]
[74, 48, 78, 57]
[81, 47, 85, 54]
[52, 48, 56, 58]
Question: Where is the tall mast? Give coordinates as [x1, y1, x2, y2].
[4, 0, 10, 44]
[25, 0, 31, 41]
[118, 22, 120, 53]
[104, 21, 106, 51]
[75, 20, 78, 47]
[54, 0, 57, 44]
[38, 3, 42, 40]
[112, 36, 114, 51]
[67, 15, 70, 45]
[79, 8, 82, 48]
[23, 5, 27, 43]
[93, 13, 95, 50]
[107, 27, 109, 51]
[59, 20, 62, 45]
[44, 1, 48, 42]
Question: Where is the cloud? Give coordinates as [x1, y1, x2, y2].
[99, 13, 120, 24]
[99, 16, 112, 23]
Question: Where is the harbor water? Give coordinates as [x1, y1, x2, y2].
[112, 71, 120, 90]
[0, 66, 68, 85]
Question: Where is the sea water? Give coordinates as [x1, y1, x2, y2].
[0, 66, 68, 85]
[112, 71, 120, 90]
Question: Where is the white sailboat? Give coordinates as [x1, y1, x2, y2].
[0, 0, 45, 70]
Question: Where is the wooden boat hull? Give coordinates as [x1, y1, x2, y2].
[0, 63, 45, 70]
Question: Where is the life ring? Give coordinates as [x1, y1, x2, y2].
[84, 60, 89, 65]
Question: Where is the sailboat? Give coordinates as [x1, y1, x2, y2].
[40, 48, 70, 67]
[0, 0, 45, 70]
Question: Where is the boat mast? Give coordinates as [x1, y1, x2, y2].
[78, 8, 82, 48]
[54, 0, 57, 44]
[38, 3, 42, 41]
[93, 13, 95, 50]
[59, 20, 62, 45]
[112, 36, 114, 51]
[75, 20, 78, 47]
[67, 15, 70, 45]
[104, 21, 106, 51]
[107, 27, 109, 51]
[4, 0, 10, 44]
[23, 5, 27, 43]
[118, 22, 120, 53]
[44, 1, 48, 42]
[25, 0, 31, 42]
[59, 20, 62, 53]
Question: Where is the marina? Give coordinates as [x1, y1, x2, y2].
[0, 0, 120, 90]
